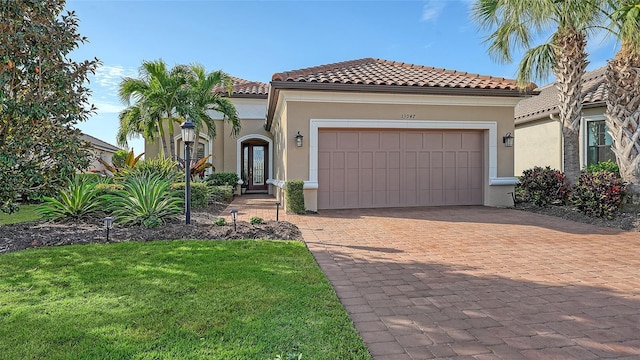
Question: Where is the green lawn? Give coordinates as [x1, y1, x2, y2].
[0, 204, 41, 225]
[0, 240, 371, 360]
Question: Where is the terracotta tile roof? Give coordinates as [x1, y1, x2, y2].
[271, 58, 526, 91]
[215, 76, 269, 97]
[515, 67, 607, 124]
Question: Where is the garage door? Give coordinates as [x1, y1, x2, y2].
[317, 129, 483, 209]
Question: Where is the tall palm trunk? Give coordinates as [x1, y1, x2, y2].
[553, 30, 588, 184]
[605, 45, 640, 199]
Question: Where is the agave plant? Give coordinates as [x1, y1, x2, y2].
[103, 175, 182, 228]
[36, 176, 104, 221]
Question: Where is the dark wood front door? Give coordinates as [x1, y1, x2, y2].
[242, 142, 268, 192]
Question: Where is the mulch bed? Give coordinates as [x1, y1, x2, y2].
[514, 202, 640, 232]
[1, 202, 302, 254]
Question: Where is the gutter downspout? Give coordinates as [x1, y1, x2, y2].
[550, 113, 563, 171]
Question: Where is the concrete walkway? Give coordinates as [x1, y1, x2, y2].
[224, 195, 640, 359]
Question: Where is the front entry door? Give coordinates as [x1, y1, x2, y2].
[242, 142, 268, 192]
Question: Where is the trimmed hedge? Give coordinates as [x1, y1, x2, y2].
[171, 182, 209, 208]
[206, 172, 239, 187]
[285, 180, 305, 214]
[210, 185, 234, 202]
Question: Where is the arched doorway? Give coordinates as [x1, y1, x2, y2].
[241, 139, 269, 193]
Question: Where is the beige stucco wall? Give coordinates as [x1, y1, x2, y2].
[514, 117, 563, 176]
[270, 93, 521, 211]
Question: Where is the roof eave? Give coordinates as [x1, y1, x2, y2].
[515, 101, 606, 125]
[266, 82, 533, 130]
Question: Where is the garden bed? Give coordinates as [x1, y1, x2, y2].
[514, 202, 640, 232]
[1, 202, 302, 254]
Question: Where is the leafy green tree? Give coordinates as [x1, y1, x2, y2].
[117, 60, 240, 161]
[0, 0, 99, 213]
[473, 0, 604, 183]
[604, 0, 640, 196]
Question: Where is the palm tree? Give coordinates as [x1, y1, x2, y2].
[473, 0, 603, 183]
[118, 60, 190, 159]
[117, 60, 241, 161]
[604, 0, 640, 195]
[182, 64, 241, 144]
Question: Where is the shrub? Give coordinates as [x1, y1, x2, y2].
[118, 157, 181, 183]
[102, 175, 182, 228]
[249, 216, 264, 225]
[213, 217, 227, 226]
[570, 170, 626, 219]
[516, 166, 570, 207]
[285, 180, 305, 214]
[36, 176, 103, 221]
[585, 160, 620, 178]
[210, 185, 234, 202]
[172, 182, 210, 208]
[111, 149, 129, 169]
[95, 183, 124, 197]
[206, 172, 240, 187]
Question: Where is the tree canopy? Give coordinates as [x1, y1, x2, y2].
[0, 0, 100, 213]
[117, 60, 240, 161]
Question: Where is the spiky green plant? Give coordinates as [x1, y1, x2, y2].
[117, 157, 182, 183]
[103, 175, 182, 228]
[35, 176, 103, 221]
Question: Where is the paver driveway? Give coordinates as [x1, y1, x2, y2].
[226, 197, 640, 359]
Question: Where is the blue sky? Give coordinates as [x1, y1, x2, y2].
[67, 0, 619, 155]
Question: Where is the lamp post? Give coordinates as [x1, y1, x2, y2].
[230, 209, 238, 231]
[104, 216, 113, 241]
[275, 201, 281, 222]
[181, 119, 196, 225]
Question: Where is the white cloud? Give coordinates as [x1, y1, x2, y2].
[92, 65, 137, 92]
[93, 101, 125, 114]
[420, 1, 445, 22]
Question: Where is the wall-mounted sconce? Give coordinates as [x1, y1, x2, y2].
[503, 132, 514, 147]
[295, 131, 304, 147]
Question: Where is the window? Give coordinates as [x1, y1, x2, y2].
[586, 120, 615, 166]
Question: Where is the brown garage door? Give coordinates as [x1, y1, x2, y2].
[318, 129, 483, 209]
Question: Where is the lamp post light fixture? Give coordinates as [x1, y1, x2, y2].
[275, 201, 281, 222]
[295, 131, 304, 147]
[503, 132, 514, 147]
[230, 209, 238, 231]
[104, 216, 113, 241]
[181, 119, 196, 225]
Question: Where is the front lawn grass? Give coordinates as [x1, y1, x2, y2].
[0, 240, 371, 359]
[0, 204, 41, 225]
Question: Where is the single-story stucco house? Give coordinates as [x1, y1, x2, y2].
[514, 66, 614, 176]
[146, 58, 531, 211]
[81, 133, 122, 174]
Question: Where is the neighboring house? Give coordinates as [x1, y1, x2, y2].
[80, 133, 122, 174]
[514, 67, 614, 175]
[146, 58, 529, 211]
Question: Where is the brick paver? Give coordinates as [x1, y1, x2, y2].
[225, 195, 640, 359]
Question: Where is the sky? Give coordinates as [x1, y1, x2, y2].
[67, 0, 620, 156]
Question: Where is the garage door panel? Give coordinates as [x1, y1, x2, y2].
[444, 133, 462, 150]
[463, 132, 483, 149]
[431, 152, 443, 168]
[319, 132, 337, 149]
[361, 132, 380, 149]
[425, 133, 443, 149]
[318, 129, 483, 209]
[382, 132, 401, 149]
[406, 133, 423, 149]
[338, 132, 358, 149]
